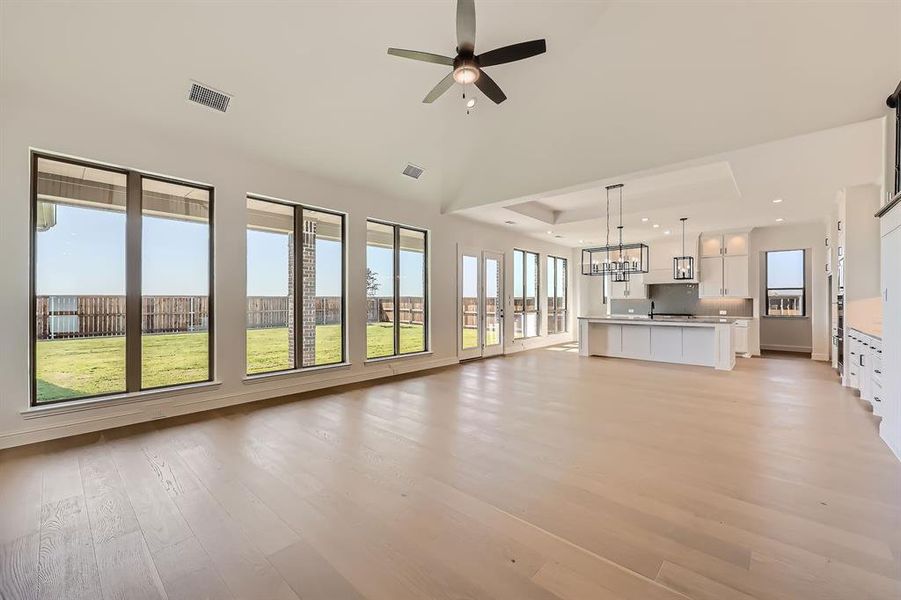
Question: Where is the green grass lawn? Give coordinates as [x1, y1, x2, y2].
[36, 323, 433, 403]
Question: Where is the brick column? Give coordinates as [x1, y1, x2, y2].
[287, 232, 295, 366]
[301, 220, 317, 366]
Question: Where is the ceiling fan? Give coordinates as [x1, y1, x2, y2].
[387, 0, 546, 105]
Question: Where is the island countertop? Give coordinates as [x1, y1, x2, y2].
[578, 315, 748, 326]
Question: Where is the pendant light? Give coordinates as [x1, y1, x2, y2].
[673, 217, 694, 280]
[580, 183, 650, 278]
[611, 184, 629, 282]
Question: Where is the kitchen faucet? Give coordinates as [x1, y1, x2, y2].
[648, 300, 655, 319]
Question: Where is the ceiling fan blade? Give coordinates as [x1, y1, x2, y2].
[474, 70, 506, 104]
[423, 72, 455, 103]
[478, 39, 547, 67]
[387, 48, 454, 66]
[456, 0, 476, 53]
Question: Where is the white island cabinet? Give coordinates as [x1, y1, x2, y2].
[578, 316, 735, 370]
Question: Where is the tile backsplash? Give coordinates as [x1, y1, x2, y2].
[610, 283, 753, 317]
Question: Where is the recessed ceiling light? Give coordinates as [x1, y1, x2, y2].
[664, 230, 672, 235]
[547, 230, 553, 234]
[652, 224, 660, 229]
[775, 217, 784, 222]
[578, 239, 584, 243]
[641, 217, 649, 222]
[465, 97, 476, 109]
[772, 198, 783, 203]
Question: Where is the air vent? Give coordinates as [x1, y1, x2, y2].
[402, 164, 424, 179]
[188, 81, 231, 113]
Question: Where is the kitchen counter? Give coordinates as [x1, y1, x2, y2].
[601, 314, 752, 324]
[578, 316, 735, 370]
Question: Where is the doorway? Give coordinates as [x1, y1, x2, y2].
[458, 247, 505, 360]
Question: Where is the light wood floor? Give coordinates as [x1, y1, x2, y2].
[2, 344, 900, 600]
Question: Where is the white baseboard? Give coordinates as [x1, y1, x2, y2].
[0, 356, 459, 450]
[811, 352, 830, 361]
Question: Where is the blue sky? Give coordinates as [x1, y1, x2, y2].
[36, 204, 423, 298]
[767, 249, 804, 288]
[366, 244, 425, 298]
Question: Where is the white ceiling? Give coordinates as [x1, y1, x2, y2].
[458, 117, 888, 246]
[2, 1, 900, 215]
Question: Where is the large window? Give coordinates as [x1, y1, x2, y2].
[765, 249, 805, 317]
[246, 196, 345, 374]
[547, 256, 567, 334]
[513, 249, 540, 339]
[31, 153, 213, 405]
[366, 220, 428, 358]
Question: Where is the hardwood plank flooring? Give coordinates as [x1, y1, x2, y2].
[1, 344, 900, 599]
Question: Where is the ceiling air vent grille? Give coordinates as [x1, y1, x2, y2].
[402, 164, 424, 179]
[188, 82, 231, 113]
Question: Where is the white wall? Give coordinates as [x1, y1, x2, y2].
[749, 223, 830, 359]
[0, 97, 574, 449]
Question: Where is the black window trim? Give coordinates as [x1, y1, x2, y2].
[246, 193, 348, 375]
[764, 248, 807, 318]
[366, 218, 430, 359]
[30, 150, 215, 407]
[547, 254, 568, 334]
[513, 248, 541, 339]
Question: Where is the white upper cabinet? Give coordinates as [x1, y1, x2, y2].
[723, 233, 748, 256]
[700, 234, 723, 257]
[698, 231, 750, 298]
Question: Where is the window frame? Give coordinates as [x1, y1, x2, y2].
[764, 249, 806, 318]
[245, 194, 347, 374]
[366, 219, 430, 359]
[547, 255, 568, 334]
[30, 151, 215, 406]
[513, 249, 541, 339]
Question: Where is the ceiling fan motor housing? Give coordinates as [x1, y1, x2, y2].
[453, 54, 481, 84]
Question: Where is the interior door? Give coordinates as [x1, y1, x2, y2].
[482, 251, 505, 357]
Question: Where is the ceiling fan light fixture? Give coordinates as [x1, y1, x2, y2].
[453, 64, 480, 85]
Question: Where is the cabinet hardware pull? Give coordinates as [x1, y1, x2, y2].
[875, 370, 881, 374]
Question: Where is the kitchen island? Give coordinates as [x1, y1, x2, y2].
[578, 315, 735, 370]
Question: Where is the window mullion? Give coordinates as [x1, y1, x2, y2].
[125, 171, 142, 393]
[393, 225, 400, 355]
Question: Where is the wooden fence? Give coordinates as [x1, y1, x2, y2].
[366, 296, 425, 324]
[35, 295, 427, 339]
[460, 297, 499, 329]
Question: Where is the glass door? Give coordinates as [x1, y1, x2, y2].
[458, 247, 504, 359]
[482, 251, 504, 357]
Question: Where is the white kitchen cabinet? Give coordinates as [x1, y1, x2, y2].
[700, 234, 723, 257]
[698, 231, 750, 298]
[733, 319, 750, 356]
[723, 233, 749, 256]
[723, 255, 749, 297]
[847, 328, 884, 418]
[699, 256, 723, 297]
